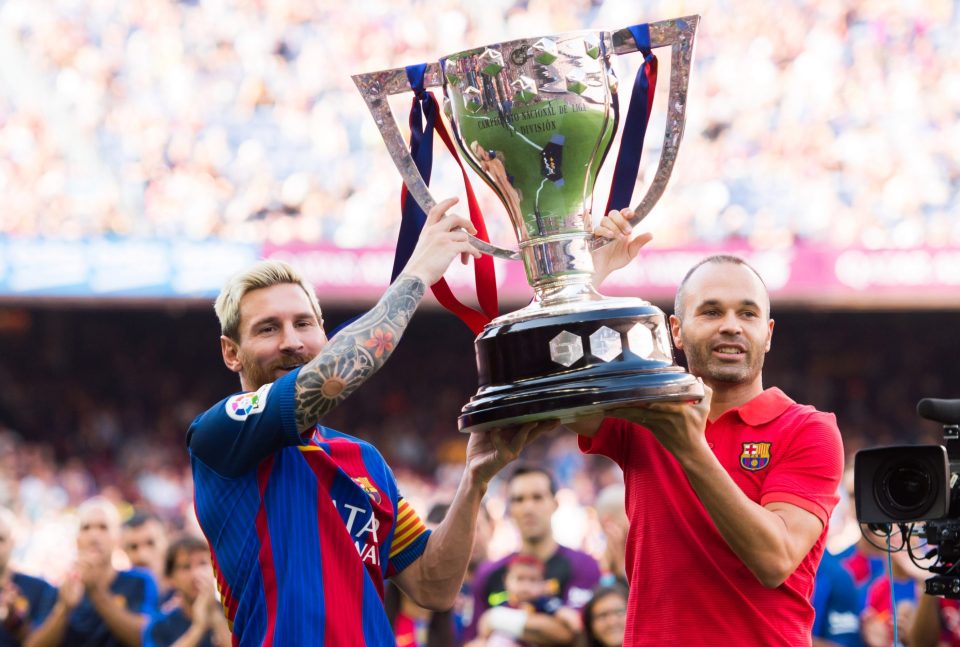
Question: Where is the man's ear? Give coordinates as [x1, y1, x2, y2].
[765, 318, 775, 352]
[668, 314, 683, 350]
[221, 336, 242, 374]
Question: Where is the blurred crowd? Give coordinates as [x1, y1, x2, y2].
[1, 0, 958, 250]
[0, 305, 956, 591]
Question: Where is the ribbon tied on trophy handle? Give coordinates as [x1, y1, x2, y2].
[352, 15, 699, 261]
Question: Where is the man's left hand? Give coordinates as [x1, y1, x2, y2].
[591, 208, 653, 287]
[609, 382, 712, 461]
[466, 420, 558, 486]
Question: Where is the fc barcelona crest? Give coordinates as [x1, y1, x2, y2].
[740, 442, 771, 471]
[353, 477, 382, 503]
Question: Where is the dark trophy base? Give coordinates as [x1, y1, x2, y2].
[458, 304, 703, 433]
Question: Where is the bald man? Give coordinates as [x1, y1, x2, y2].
[570, 213, 844, 647]
[26, 497, 158, 647]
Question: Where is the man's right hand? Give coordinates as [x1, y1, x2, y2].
[402, 197, 482, 286]
[58, 573, 84, 610]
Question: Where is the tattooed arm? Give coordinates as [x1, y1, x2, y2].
[294, 197, 481, 432]
[294, 275, 423, 431]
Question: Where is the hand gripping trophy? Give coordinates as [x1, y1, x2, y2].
[354, 16, 704, 432]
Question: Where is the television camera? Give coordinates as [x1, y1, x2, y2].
[854, 398, 960, 598]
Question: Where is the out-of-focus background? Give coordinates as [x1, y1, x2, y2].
[0, 0, 958, 580]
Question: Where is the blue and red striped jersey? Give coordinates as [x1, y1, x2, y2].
[188, 369, 430, 646]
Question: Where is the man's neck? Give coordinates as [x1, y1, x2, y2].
[706, 378, 764, 422]
[521, 535, 558, 562]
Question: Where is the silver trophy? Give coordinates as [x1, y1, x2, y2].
[354, 16, 703, 432]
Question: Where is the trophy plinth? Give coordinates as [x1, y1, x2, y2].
[354, 17, 704, 433]
[460, 302, 701, 432]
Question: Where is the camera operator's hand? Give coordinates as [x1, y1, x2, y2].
[608, 381, 712, 463]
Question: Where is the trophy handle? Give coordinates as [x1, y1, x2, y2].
[352, 68, 522, 261]
[589, 15, 700, 252]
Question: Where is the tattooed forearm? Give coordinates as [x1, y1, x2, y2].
[294, 274, 426, 432]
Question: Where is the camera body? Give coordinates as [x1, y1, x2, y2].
[854, 398, 960, 598]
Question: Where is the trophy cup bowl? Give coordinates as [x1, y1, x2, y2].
[354, 17, 704, 432]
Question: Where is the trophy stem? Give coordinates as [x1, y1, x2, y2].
[520, 233, 600, 307]
[532, 276, 602, 308]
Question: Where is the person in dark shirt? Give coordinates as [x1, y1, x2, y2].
[0, 507, 57, 647]
[467, 466, 601, 645]
[122, 512, 171, 605]
[812, 550, 861, 647]
[143, 535, 229, 647]
[470, 555, 559, 646]
[26, 497, 158, 647]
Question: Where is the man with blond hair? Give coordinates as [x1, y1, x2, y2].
[188, 198, 553, 645]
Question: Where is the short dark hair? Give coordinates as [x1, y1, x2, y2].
[123, 509, 162, 530]
[582, 582, 630, 647]
[164, 535, 210, 577]
[674, 255, 769, 321]
[507, 465, 557, 496]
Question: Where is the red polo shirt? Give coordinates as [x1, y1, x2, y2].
[580, 387, 843, 646]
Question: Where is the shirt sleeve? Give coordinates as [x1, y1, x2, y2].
[759, 411, 844, 526]
[187, 368, 302, 478]
[578, 417, 630, 465]
[563, 552, 602, 609]
[142, 612, 182, 647]
[386, 498, 431, 576]
[121, 570, 160, 617]
[864, 574, 891, 615]
[26, 579, 58, 629]
[142, 615, 164, 647]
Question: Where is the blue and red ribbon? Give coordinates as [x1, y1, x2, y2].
[604, 23, 658, 214]
[394, 63, 499, 335]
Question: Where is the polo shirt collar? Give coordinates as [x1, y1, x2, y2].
[733, 387, 795, 426]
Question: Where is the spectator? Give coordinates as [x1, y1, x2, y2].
[467, 466, 601, 645]
[469, 554, 573, 647]
[909, 587, 960, 647]
[387, 503, 459, 647]
[455, 501, 495, 642]
[26, 497, 158, 647]
[579, 583, 628, 647]
[860, 552, 919, 647]
[812, 549, 862, 647]
[142, 535, 230, 647]
[0, 0, 956, 248]
[121, 512, 170, 604]
[0, 507, 57, 646]
[591, 486, 627, 585]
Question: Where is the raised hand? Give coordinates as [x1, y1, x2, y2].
[403, 197, 482, 286]
[591, 208, 653, 286]
[58, 572, 84, 610]
[191, 575, 216, 630]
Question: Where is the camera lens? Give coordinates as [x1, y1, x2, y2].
[876, 459, 936, 519]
